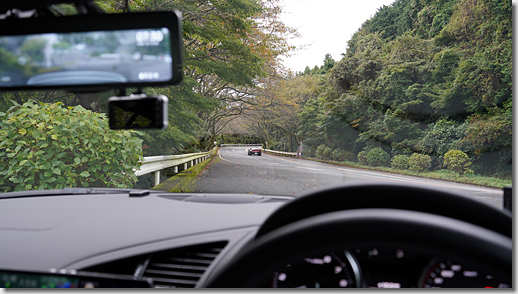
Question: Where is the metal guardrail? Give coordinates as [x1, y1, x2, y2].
[220, 144, 263, 147]
[264, 148, 297, 157]
[135, 147, 218, 186]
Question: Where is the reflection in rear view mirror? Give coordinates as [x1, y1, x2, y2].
[109, 94, 168, 130]
[0, 28, 172, 87]
[0, 11, 182, 91]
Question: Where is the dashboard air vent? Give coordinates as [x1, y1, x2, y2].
[80, 241, 227, 288]
[143, 241, 227, 288]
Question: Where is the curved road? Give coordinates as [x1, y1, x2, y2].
[191, 147, 504, 208]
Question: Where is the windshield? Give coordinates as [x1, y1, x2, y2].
[0, 0, 512, 209]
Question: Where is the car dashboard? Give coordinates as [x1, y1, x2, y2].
[0, 184, 512, 288]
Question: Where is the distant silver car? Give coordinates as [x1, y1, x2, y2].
[248, 147, 261, 156]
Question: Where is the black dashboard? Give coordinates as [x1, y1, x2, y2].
[0, 183, 512, 288]
[2, 245, 509, 288]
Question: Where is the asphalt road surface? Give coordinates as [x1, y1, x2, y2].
[192, 147, 504, 208]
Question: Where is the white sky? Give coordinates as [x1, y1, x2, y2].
[280, 0, 397, 72]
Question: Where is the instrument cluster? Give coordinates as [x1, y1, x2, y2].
[269, 246, 510, 288]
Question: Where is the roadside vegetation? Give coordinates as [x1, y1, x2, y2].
[244, 0, 512, 187]
[0, 101, 143, 192]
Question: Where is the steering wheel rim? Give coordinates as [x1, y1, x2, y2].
[255, 182, 511, 238]
[205, 208, 512, 288]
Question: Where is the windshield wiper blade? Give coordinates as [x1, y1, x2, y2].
[0, 188, 161, 199]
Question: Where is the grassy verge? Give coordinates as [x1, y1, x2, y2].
[264, 152, 511, 189]
[152, 150, 219, 192]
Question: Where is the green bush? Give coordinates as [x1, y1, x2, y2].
[0, 101, 143, 192]
[366, 147, 390, 167]
[331, 148, 356, 162]
[331, 148, 343, 161]
[323, 147, 333, 160]
[315, 144, 333, 160]
[315, 144, 326, 159]
[304, 146, 315, 158]
[408, 153, 432, 172]
[357, 151, 368, 165]
[391, 155, 409, 170]
[443, 150, 472, 174]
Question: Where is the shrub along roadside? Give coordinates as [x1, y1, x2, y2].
[366, 147, 390, 167]
[408, 153, 432, 172]
[443, 150, 472, 174]
[283, 154, 510, 189]
[391, 155, 409, 170]
[0, 100, 143, 192]
[317, 157, 508, 189]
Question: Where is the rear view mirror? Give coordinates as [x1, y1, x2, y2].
[0, 11, 182, 91]
[108, 94, 168, 129]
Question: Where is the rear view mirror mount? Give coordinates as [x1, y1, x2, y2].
[0, 9, 183, 92]
[108, 93, 168, 130]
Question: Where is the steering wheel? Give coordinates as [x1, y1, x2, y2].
[205, 183, 512, 288]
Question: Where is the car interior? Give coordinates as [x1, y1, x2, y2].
[0, 0, 512, 289]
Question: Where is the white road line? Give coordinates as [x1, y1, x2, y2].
[218, 150, 242, 165]
[292, 166, 323, 171]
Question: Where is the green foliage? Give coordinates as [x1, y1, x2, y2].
[408, 153, 432, 172]
[464, 113, 511, 155]
[357, 150, 368, 165]
[416, 119, 472, 156]
[391, 155, 409, 170]
[366, 147, 390, 167]
[216, 133, 262, 145]
[303, 146, 316, 158]
[20, 38, 47, 63]
[315, 145, 333, 160]
[301, 54, 336, 76]
[315, 144, 326, 159]
[443, 150, 472, 174]
[322, 147, 333, 160]
[296, 0, 511, 179]
[331, 148, 355, 162]
[0, 101, 143, 192]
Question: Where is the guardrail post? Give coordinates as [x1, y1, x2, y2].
[191, 160, 194, 167]
[174, 166, 178, 173]
[154, 171, 160, 186]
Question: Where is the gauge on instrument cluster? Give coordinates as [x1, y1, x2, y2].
[270, 250, 362, 288]
[419, 259, 510, 288]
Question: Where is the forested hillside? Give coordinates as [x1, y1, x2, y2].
[245, 0, 511, 179]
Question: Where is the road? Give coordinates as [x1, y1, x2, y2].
[192, 147, 504, 208]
